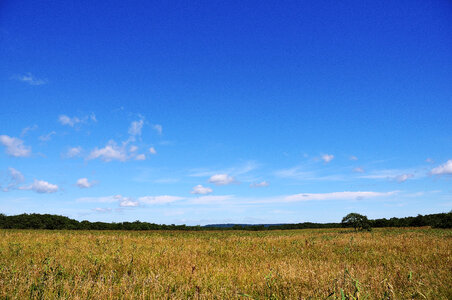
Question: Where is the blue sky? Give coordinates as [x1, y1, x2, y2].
[1, 0, 451, 225]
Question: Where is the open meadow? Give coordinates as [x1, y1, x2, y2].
[0, 228, 450, 299]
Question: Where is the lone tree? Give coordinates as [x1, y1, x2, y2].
[341, 213, 371, 231]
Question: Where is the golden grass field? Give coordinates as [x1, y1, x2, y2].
[0, 228, 450, 299]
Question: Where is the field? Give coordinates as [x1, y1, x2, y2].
[0, 228, 450, 299]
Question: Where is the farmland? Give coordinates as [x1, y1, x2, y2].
[0, 228, 450, 299]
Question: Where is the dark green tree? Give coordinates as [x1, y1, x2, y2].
[341, 213, 371, 231]
[1, 211, 451, 230]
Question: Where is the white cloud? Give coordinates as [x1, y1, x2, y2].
[360, 168, 424, 181]
[283, 191, 396, 202]
[191, 185, 213, 195]
[395, 174, 414, 183]
[138, 195, 184, 204]
[353, 167, 365, 173]
[19, 179, 58, 193]
[152, 178, 180, 184]
[233, 161, 259, 176]
[58, 115, 81, 127]
[93, 208, 112, 213]
[77, 195, 122, 203]
[208, 174, 236, 185]
[360, 171, 397, 179]
[0, 135, 31, 157]
[14, 73, 47, 85]
[76, 178, 95, 188]
[2, 168, 25, 191]
[39, 131, 56, 142]
[128, 120, 144, 136]
[250, 181, 269, 188]
[274, 166, 343, 181]
[81, 194, 139, 207]
[8, 167, 25, 182]
[87, 140, 127, 162]
[149, 147, 157, 155]
[190, 195, 233, 204]
[186, 191, 397, 205]
[321, 154, 334, 163]
[159, 140, 173, 146]
[274, 166, 313, 179]
[431, 160, 452, 175]
[129, 145, 138, 152]
[65, 146, 82, 158]
[89, 113, 97, 122]
[152, 124, 162, 135]
[426, 158, 434, 163]
[135, 154, 146, 160]
[119, 198, 139, 207]
[350, 156, 358, 161]
[189, 161, 258, 178]
[20, 125, 38, 137]
[58, 113, 96, 127]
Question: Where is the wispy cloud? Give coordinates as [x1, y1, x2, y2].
[135, 154, 146, 160]
[190, 161, 259, 178]
[395, 174, 414, 183]
[189, 195, 234, 204]
[77, 194, 139, 207]
[321, 154, 334, 163]
[92, 208, 112, 213]
[58, 113, 96, 127]
[242, 191, 398, 204]
[0, 135, 31, 157]
[128, 119, 144, 136]
[39, 131, 56, 142]
[13, 73, 47, 85]
[2, 168, 25, 192]
[250, 181, 269, 188]
[138, 195, 184, 204]
[149, 147, 157, 155]
[77, 195, 122, 203]
[58, 115, 80, 127]
[159, 140, 173, 146]
[153, 178, 180, 184]
[359, 168, 424, 182]
[152, 124, 162, 135]
[20, 125, 38, 137]
[274, 166, 313, 180]
[282, 191, 397, 202]
[275, 165, 344, 181]
[353, 167, 365, 173]
[74, 189, 399, 210]
[185, 190, 398, 206]
[65, 146, 83, 158]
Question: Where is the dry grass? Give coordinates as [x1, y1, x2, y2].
[0, 228, 450, 299]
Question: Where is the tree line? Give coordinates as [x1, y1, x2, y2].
[0, 211, 450, 231]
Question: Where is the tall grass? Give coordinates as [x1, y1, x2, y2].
[0, 228, 450, 299]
